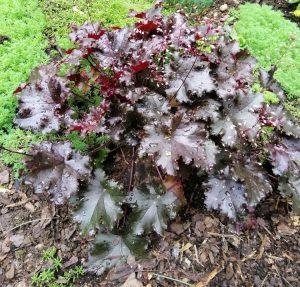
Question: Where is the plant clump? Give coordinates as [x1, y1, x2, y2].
[14, 2, 300, 275]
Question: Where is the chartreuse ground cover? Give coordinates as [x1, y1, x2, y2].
[0, 0, 49, 176]
[0, 0, 48, 130]
[235, 3, 300, 118]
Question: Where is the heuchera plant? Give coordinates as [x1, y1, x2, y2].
[14, 1, 300, 275]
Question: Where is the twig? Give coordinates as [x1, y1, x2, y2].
[128, 146, 136, 192]
[1, 217, 55, 236]
[260, 273, 269, 287]
[150, 273, 194, 287]
[0, 145, 32, 157]
[6, 199, 30, 208]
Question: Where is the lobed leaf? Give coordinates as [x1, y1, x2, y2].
[87, 230, 147, 275]
[205, 177, 246, 219]
[74, 169, 124, 234]
[25, 141, 91, 204]
[139, 114, 219, 175]
[14, 64, 71, 133]
[127, 184, 179, 235]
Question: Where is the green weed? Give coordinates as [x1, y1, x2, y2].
[32, 247, 84, 287]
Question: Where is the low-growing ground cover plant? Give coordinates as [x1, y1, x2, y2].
[235, 3, 300, 118]
[12, 1, 300, 276]
[0, 0, 48, 130]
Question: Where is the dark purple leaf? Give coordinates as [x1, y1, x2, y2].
[14, 64, 71, 133]
[205, 177, 246, 219]
[25, 142, 91, 204]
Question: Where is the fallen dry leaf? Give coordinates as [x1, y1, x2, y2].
[277, 222, 297, 236]
[121, 273, 143, 287]
[164, 176, 186, 206]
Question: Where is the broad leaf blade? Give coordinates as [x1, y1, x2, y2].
[205, 177, 247, 219]
[233, 162, 272, 206]
[127, 185, 179, 235]
[87, 230, 147, 275]
[74, 169, 124, 234]
[25, 142, 91, 204]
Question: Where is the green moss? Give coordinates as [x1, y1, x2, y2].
[263, 91, 280, 105]
[235, 4, 300, 118]
[0, 0, 49, 130]
[0, 129, 46, 178]
[40, 0, 152, 49]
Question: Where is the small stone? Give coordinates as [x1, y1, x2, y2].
[15, 280, 27, 287]
[10, 234, 24, 248]
[169, 222, 184, 235]
[5, 263, 14, 280]
[0, 170, 9, 185]
[24, 202, 35, 213]
[220, 4, 228, 12]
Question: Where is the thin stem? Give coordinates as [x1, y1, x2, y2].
[172, 56, 198, 99]
[151, 273, 194, 287]
[128, 146, 136, 192]
[0, 145, 32, 157]
[87, 56, 102, 73]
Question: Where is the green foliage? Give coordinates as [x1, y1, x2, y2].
[235, 4, 300, 118]
[32, 247, 84, 287]
[0, 129, 46, 178]
[164, 0, 214, 13]
[259, 126, 275, 144]
[40, 0, 152, 49]
[0, 0, 48, 130]
[263, 91, 280, 105]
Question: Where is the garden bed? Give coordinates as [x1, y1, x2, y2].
[0, 1, 299, 287]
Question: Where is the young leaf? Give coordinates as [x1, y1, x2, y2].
[205, 177, 246, 219]
[25, 142, 90, 204]
[127, 184, 179, 235]
[87, 230, 147, 275]
[74, 169, 124, 234]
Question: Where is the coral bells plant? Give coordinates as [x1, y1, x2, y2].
[14, 1, 300, 274]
